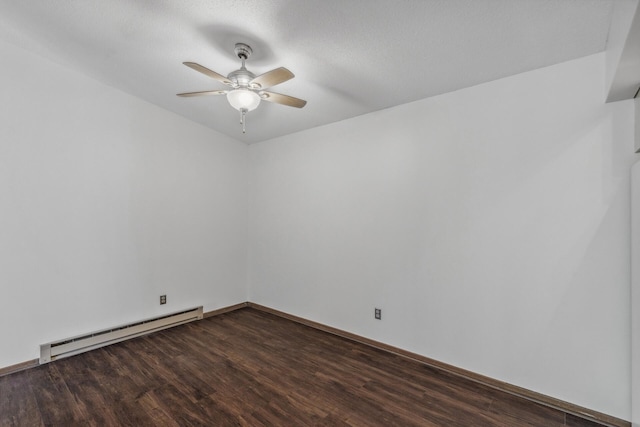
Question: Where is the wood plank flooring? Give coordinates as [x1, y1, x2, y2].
[0, 308, 610, 426]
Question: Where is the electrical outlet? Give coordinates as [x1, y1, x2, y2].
[160, 295, 167, 305]
[374, 308, 381, 320]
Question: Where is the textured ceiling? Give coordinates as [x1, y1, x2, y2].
[0, 0, 614, 144]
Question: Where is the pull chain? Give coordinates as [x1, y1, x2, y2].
[240, 108, 247, 133]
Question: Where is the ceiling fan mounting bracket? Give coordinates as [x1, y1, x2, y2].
[234, 43, 253, 60]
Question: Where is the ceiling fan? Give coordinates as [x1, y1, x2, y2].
[178, 43, 307, 133]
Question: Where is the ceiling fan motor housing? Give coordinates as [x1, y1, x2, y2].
[228, 68, 256, 88]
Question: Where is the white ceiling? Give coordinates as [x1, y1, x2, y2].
[0, 0, 614, 144]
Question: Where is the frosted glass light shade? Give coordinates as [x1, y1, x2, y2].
[227, 89, 261, 111]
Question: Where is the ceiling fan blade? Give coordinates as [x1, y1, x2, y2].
[183, 62, 234, 87]
[249, 67, 294, 89]
[260, 91, 307, 108]
[177, 90, 228, 97]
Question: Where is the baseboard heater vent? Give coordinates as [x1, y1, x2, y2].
[39, 306, 203, 364]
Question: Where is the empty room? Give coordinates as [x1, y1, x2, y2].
[1, 1, 639, 426]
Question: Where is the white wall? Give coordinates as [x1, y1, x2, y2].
[248, 53, 635, 420]
[0, 40, 248, 368]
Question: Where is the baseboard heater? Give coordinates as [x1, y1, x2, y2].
[39, 306, 203, 364]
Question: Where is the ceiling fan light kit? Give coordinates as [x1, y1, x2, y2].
[227, 89, 260, 111]
[178, 43, 306, 134]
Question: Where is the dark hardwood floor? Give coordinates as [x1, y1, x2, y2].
[1, 308, 608, 426]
